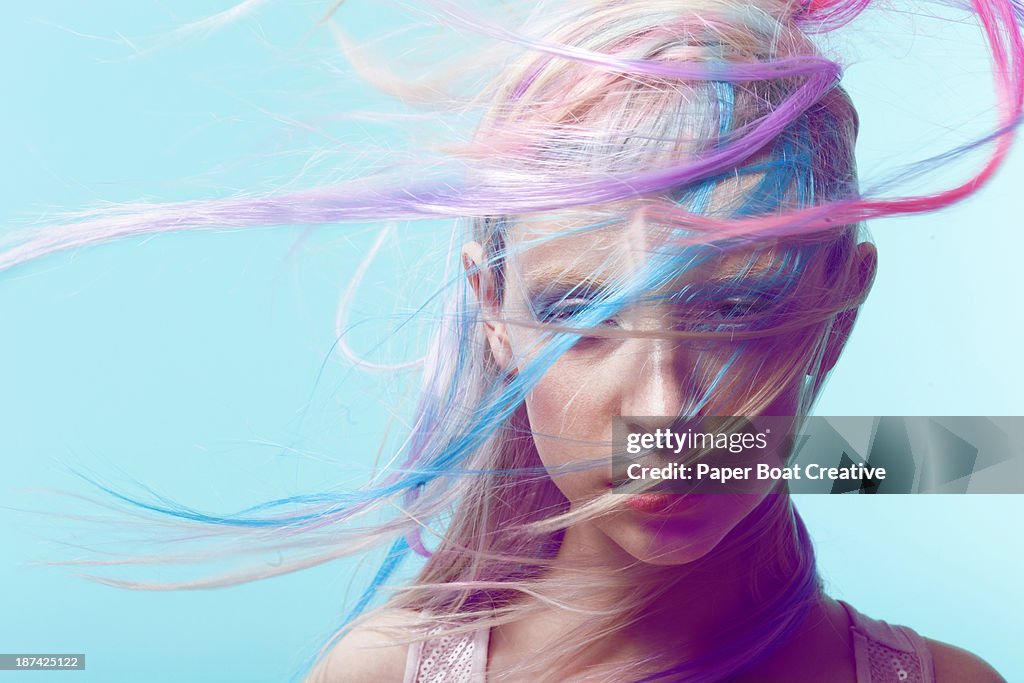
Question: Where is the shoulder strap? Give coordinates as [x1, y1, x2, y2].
[472, 626, 490, 682]
[403, 636, 424, 683]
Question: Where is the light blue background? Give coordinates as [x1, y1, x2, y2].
[1, 2, 1021, 681]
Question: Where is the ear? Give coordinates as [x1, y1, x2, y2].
[820, 241, 877, 374]
[462, 241, 514, 370]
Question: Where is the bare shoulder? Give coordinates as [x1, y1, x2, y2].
[925, 637, 1006, 683]
[304, 608, 421, 683]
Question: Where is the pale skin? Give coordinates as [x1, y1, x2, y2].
[306, 213, 1006, 683]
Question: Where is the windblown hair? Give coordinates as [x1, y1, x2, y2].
[336, 4, 868, 681]
[4, 0, 1023, 682]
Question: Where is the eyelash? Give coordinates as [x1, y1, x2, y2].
[711, 297, 772, 320]
[536, 300, 618, 328]
[534, 296, 776, 330]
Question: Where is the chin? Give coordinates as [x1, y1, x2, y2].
[611, 517, 734, 566]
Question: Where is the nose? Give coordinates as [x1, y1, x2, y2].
[620, 338, 690, 420]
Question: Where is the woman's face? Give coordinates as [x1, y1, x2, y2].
[466, 208, 874, 565]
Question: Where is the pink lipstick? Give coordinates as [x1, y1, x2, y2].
[624, 492, 697, 515]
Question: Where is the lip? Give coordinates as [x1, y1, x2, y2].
[623, 492, 699, 515]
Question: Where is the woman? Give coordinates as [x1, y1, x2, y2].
[1, 0, 1018, 681]
[296, 1, 1013, 681]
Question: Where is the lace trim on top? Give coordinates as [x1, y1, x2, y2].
[403, 626, 488, 683]
[866, 637, 925, 682]
[403, 602, 935, 682]
[842, 600, 936, 683]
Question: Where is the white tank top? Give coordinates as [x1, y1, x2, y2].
[402, 600, 935, 683]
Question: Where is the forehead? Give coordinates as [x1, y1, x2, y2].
[505, 207, 791, 290]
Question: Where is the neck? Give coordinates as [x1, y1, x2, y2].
[510, 494, 818, 669]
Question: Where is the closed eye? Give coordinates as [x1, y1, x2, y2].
[535, 299, 619, 328]
[670, 295, 782, 333]
[712, 296, 774, 320]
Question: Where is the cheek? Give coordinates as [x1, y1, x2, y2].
[522, 354, 619, 503]
[526, 362, 605, 429]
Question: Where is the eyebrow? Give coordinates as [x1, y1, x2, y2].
[521, 265, 610, 291]
[520, 256, 800, 300]
[706, 272, 793, 290]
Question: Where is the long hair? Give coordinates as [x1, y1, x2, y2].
[3, 0, 1023, 682]
[330, 5, 867, 681]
